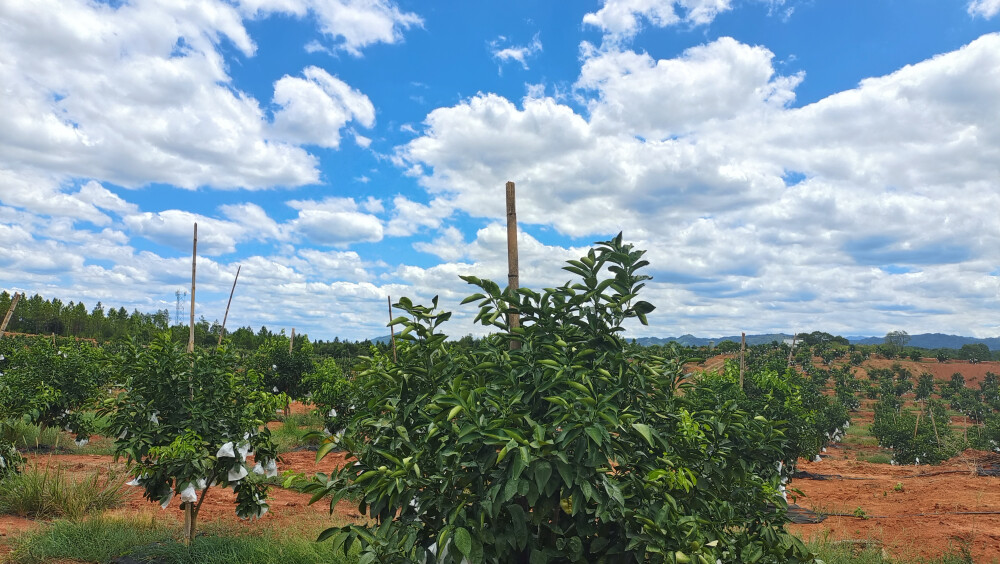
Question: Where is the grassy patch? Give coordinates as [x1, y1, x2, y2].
[6, 515, 359, 564]
[842, 434, 880, 447]
[271, 418, 324, 453]
[0, 463, 126, 520]
[857, 452, 893, 464]
[808, 537, 977, 564]
[0, 417, 116, 455]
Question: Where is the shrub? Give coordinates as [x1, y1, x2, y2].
[0, 337, 109, 441]
[306, 236, 813, 563]
[104, 336, 282, 542]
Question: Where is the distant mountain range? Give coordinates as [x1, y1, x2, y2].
[634, 333, 1000, 351]
[371, 333, 1000, 351]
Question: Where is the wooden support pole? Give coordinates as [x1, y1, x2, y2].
[188, 223, 197, 354]
[0, 292, 22, 339]
[928, 403, 941, 446]
[388, 296, 397, 363]
[505, 181, 520, 350]
[786, 332, 797, 366]
[185, 222, 197, 544]
[739, 332, 746, 389]
[217, 265, 241, 347]
[290, 328, 295, 353]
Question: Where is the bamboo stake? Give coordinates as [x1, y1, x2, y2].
[739, 332, 746, 389]
[188, 223, 197, 354]
[388, 296, 397, 363]
[0, 292, 22, 339]
[913, 401, 922, 438]
[184, 222, 197, 544]
[505, 181, 520, 351]
[786, 332, 797, 366]
[929, 403, 941, 446]
[217, 265, 241, 347]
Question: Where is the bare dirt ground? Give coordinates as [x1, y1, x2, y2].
[788, 446, 1000, 562]
[857, 358, 1000, 389]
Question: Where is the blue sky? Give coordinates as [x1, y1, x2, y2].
[2, 0, 1000, 340]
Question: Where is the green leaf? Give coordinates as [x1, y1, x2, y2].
[454, 527, 473, 560]
[631, 422, 654, 447]
[533, 460, 552, 492]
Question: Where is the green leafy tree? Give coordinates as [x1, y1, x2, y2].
[252, 335, 314, 409]
[883, 330, 910, 356]
[915, 373, 935, 401]
[302, 357, 360, 435]
[304, 236, 813, 564]
[0, 337, 108, 441]
[104, 336, 282, 543]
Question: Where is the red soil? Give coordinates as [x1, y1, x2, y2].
[857, 358, 1000, 389]
[788, 447, 1000, 562]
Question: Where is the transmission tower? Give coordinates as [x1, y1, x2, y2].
[175, 290, 187, 326]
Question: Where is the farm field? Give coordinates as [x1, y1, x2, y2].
[5, 274, 1000, 563]
[4, 357, 1000, 563]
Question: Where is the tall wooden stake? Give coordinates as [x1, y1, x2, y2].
[388, 296, 397, 363]
[217, 265, 241, 347]
[0, 292, 22, 339]
[786, 332, 797, 366]
[290, 328, 295, 353]
[739, 332, 746, 389]
[506, 181, 521, 350]
[188, 223, 197, 354]
[185, 222, 197, 544]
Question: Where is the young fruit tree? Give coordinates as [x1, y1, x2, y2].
[0, 336, 108, 443]
[304, 235, 814, 563]
[104, 336, 282, 543]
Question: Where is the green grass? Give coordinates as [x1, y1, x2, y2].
[271, 418, 324, 453]
[808, 537, 979, 563]
[5, 515, 360, 564]
[857, 452, 893, 464]
[0, 417, 116, 455]
[842, 434, 880, 447]
[0, 463, 126, 520]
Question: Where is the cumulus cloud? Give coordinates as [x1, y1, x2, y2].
[396, 33, 1000, 337]
[489, 33, 543, 71]
[968, 0, 1000, 18]
[237, 0, 422, 56]
[286, 197, 384, 246]
[0, 0, 325, 190]
[271, 66, 376, 149]
[577, 38, 802, 137]
[583, 0, 733, 41]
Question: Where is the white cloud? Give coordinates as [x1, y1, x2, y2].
[0, 0, 322, 190]
[577, 37, 802, 138]
[271, 66, 376, 150]
[968, 0, 1000, 18]
[583, 0, 733, 42]
[489, 33, 543, 71]
[124, 210, 247, 256]
[237, 0, 422, 56]
[385, 196, 454, 237]
[286, 197, 384, 246]
[396, 33, 1000, 338]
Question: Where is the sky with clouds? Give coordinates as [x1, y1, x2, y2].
[2, 0, 1000, 341]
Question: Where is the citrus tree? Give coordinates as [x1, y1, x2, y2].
[104, 336, 282, 543]
[305, 235, 813, 563]
[302, 356, 356, 435]
[0, 336, 108, 442]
